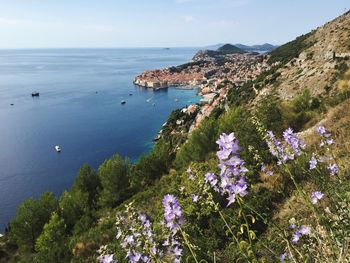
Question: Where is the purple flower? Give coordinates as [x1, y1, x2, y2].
[141, 256, 150, 263]
[298, 225, 311, 235]
[316, 126, 327, 136]
[292, 231, 301, 243]
[216, 133, 240, 156]
[217, 148, 232, 161]
[311, 191, 324, 204]
[129, 252, 142, 263]
[227, 193, 236, 206]
[279, 252, 288, 262]
[309, 155, 318, 170]
[126, 235, 134, 244]
[289, 224, 296, 229]
[266, 131, 284, 159]
[98, 254, 117, 263]
[213, 133, 249, 206]
[292, 225, 311, 243]
[205, 172, 218, 186]
[283, 128, 305, 156]
[266, 129, 306, 165]
[173, 246, 183, 257]
[266, 131, 289, 164]
[216, 133, 241, 162]
[328, 163, 339, 176]
[317, 126, 333, 147]
[192, 194, 199, 203]
[231, 181, 248, 196]
[163, 194, 184, 233]
[327, 138, 334, 145]
[121, 235, 135, 248]
[317, 126, 331, 138]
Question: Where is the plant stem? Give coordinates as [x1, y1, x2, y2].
[179, 226, 199, 263]
[237, 198, 257, 260]
[218, 210, 239, 244]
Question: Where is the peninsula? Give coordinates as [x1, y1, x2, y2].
[134, 44, 273, 89]
[134, 44, 277, 134]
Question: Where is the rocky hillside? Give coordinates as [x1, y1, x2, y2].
[257, 11, 350, 101]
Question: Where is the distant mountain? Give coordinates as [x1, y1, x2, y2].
[235, 43, 278, 52]
[192, 44, 246, 61]
[205, 43, 278, 52]
[217, 44, 244, 53]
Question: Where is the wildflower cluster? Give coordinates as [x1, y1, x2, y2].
[163, 194, 184, 233]
[309, 126, 339, 176]
[183, 165, 221, 215]
[265, 128, 305, 165]
[97, 245, 117, 263]
[162, 194, 184, 262]
[97, 125, 345, 262]
[317, 126, 334, 147]
[115, 204, 158, 262]
[205, 132, 248, 206]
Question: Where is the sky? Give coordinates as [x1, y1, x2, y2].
[0, 0, 348, 48]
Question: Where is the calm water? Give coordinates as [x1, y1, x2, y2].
[0, 48, 200, 231]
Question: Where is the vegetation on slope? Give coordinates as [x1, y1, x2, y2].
[267, 33, 314, 65]
[1, 13, 350, 263]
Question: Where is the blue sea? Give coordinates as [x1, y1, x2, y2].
[0, 48, 200, 231]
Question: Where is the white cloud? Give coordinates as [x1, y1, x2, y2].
[183, 15, 196, 22]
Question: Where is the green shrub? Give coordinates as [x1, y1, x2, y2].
[268, 33, 313, 65]
[174, 117, 218, 170]
[98, 155, 132, 208]
[9, 192, 58, 252]
[292, 89, 312, 113]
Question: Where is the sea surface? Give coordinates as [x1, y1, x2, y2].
[0, 48, 200, 231]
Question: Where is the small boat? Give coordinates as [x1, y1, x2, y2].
[121, 100, 126, 105]
[10, 103, 14, 106]
[153, 134, 161, 142]
[129, 93, 133, 96]
[55, 145, 61, 152]
[175, 98, 179, 102]
[31, 92, 40, 97]
[146, 98, 152, 103]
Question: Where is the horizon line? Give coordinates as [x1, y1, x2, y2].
[0, 43, 280, 51]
